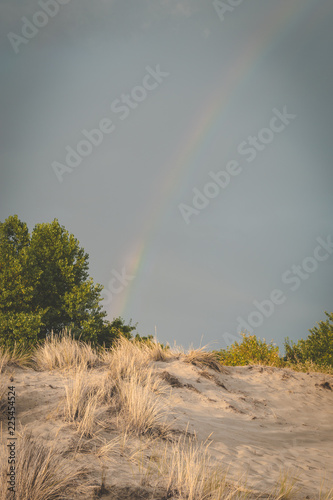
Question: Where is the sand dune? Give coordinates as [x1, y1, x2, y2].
[1, 358, 333, 499]
[155, 360, 333, 497]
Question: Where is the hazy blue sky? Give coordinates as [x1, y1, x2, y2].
[1, 0, 332, 352]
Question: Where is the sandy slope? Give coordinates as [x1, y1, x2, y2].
[1, 361, 332, 499]
[155, 361, 333, 498]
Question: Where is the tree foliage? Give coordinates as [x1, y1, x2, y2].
[0, 215, 136, 347]
[284, 311, 333, 368]
[28, 219, 105, 339]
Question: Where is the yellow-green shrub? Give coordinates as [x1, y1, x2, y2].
[216, 333, 283, 367]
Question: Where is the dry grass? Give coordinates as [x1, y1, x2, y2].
[175, 344, 223, 372]
[94, 434, 126, 462]
[101, 336, 173, 374]
[55, 338, 171, 441]
[58, 368, 107, 441]
[100, 339, 171, 436]
[0, 344, 31, 373]
[284, 359, 333, 376]
[319, 483, 333, 500]
[32, 330, 100, 371]
[100, 336, 151, 378]
[0, 430, 91, 499]
[0, 348, 11, 375]
[145, 339, 174, 362]
[138, 431, 251, 500]
[271, 468, 301, 500]
[0, 380, 6, 419]
[115, 367, 170, 437]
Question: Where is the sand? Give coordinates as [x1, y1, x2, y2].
[1, 360, 332, 499]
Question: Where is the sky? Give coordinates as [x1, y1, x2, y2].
[1, 0, 333, 353]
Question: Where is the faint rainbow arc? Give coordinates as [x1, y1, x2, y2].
[109, 1, 322, 321]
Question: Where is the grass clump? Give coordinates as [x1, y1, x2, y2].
[61, 368, 104, 439]
[0, 431, 90, 500]
[56, 337, 171, 440]
[103, 337, 171, 436]
[115, 367, 169, 437]
[0, 343, 31, 373]
[32, 330, 100, 371]
[141, 432, 250, 500]
[272, 468, 301, 500]
[180, 345, 223, 372]
[100, 336, 152, 378]
[101, 336, 174, 376]
[0, 380, 6, 418]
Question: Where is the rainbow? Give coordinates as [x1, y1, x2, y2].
[109, 1, 326, 321]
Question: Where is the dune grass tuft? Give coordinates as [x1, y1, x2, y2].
[55, 338, 171, 440]
[319, 484, 333, 500]
[0, 344, 31, 373]
[137, 431, 251, 500]
[271, 468, 301, 500]
[65, 379, 95, 437]
[102, 338, 171, 436]
[0, 380, 6, 418]
[175, 344, 223, 372]
[0, 431, 91, 500]
[32, 330, 100, 371]
[115, 367, 170, 437]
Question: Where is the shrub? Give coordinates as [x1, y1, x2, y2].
[216, 333, 282, 367]
[285, 311, 333, 368]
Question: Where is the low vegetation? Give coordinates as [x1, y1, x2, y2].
[151, 432, 249, 499]
[216, 333, 282, 367]
[0, 431, 90, 500]
[284, 311, 333, 369]
[215, 312, 333, 374]
[1, 216, 332, 498]
[0, 332, 332, 499]
[32, 330, 100, 371]
[0, 344, 31, 373]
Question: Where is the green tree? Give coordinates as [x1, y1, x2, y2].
[0, 215, 137, 347]
[0, 215, 35, 313]
[28, 219, 105, 340]
[0, 216, 43, 346]
[285, 311, 333, 367]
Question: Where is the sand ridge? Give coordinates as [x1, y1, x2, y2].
[1, 361, 332, 499]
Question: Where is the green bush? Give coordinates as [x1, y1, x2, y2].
[216, 333, 282, 367]
[284, 311, 333, 368]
